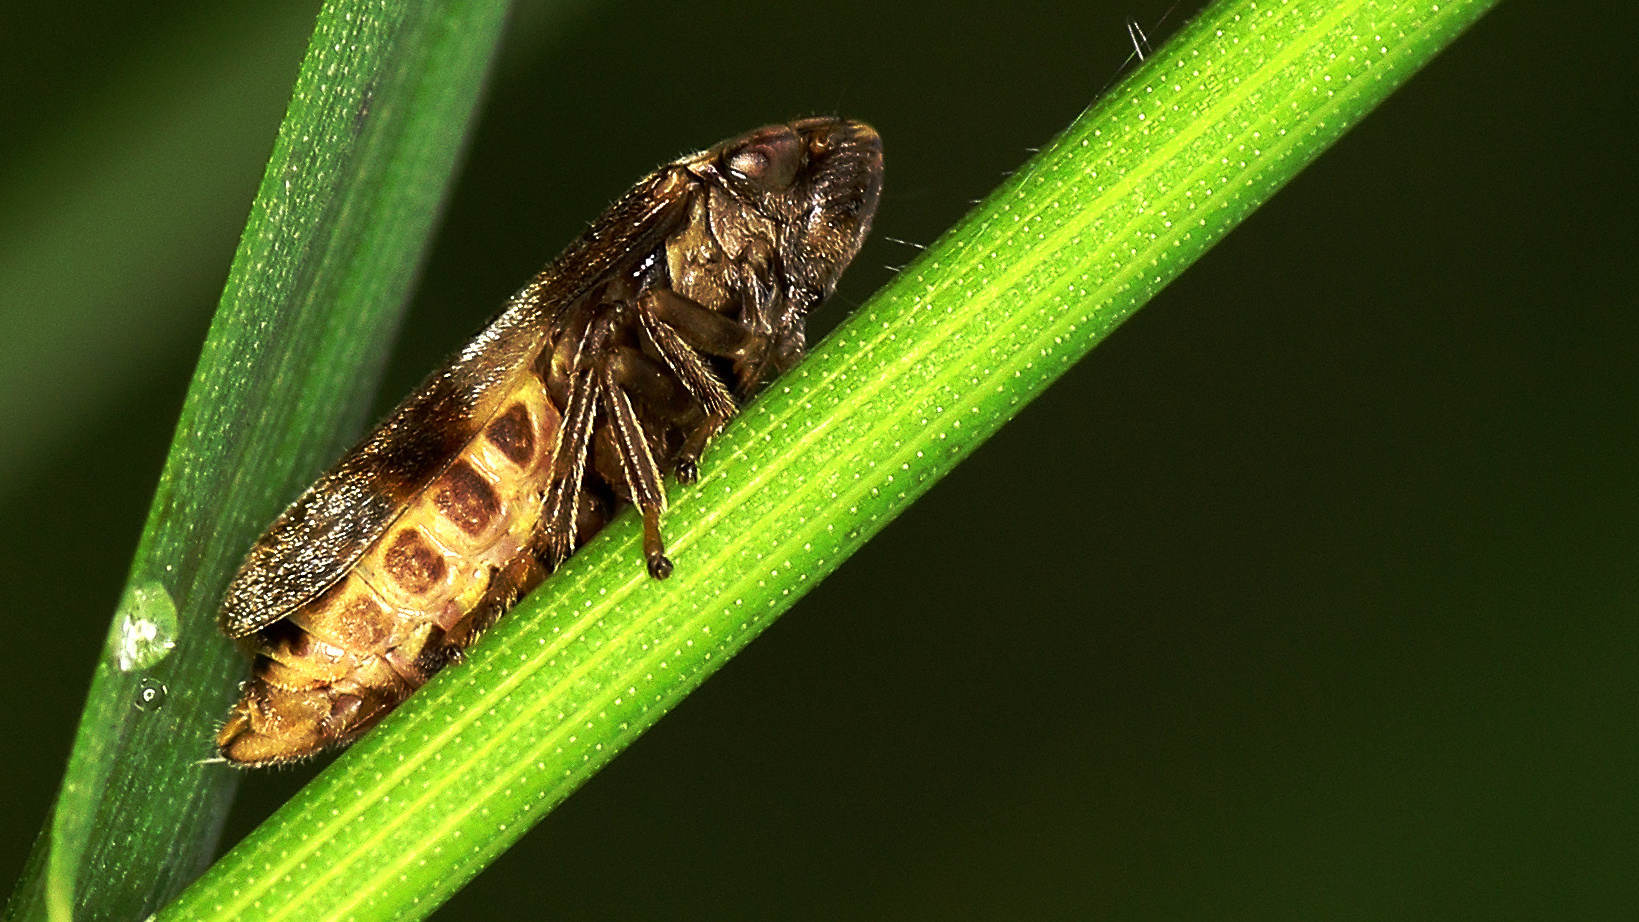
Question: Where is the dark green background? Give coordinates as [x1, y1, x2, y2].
[3, 0, 1634, 917]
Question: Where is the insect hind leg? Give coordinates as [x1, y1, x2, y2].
[540, 321, 605, 567]
[597, 362, 673, 578]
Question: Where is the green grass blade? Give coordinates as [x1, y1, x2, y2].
[3, 2, 510, 920]
[155, 0, 1502, 919]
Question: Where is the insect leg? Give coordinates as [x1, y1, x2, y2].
[596, 362, 673, 578]
[540, 318, 608, 567]
[609, 345, 695, 424]
[644, 286, 771, 364]
[651, 284, 806, 395]
[636, 290, 754, 482]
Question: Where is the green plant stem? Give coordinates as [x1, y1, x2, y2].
[4, 2, 510, 921]
[157, 0, 1499, 919]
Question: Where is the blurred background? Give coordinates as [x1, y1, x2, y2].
[2, 0, 1635, 917]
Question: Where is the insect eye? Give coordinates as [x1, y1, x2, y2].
[726, 148, 770, 180]
[722, 129, 802, 192]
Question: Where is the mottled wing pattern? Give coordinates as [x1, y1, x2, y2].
[219, 169, 694, 638]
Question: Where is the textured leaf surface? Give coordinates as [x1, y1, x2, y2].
[157, 1, 1501, 919]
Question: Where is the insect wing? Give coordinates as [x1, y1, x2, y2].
[218, 167, 697, 639]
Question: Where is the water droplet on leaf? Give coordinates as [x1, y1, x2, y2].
[134, 678, 168, 712]
[111, 581, 179, 672]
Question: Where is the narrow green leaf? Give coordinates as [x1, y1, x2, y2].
[156, 0, 1502, 919]
[4, 2, 510, 920]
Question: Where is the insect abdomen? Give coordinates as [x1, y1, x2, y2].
[217, 373, 562, 766]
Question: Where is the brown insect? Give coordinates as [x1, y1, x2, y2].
[216, 118, 883, 766]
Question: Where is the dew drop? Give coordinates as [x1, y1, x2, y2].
[134, 678, 168, 712]
[111, 581, 179, 672]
